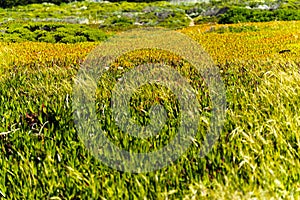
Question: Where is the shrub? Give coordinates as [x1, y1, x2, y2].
[38, 34, 56, 43]
[0, 34, 26, 42]
[110, 16, 135, 26]
[52, 31, 69, 42]
[218, 8, 300, 24]
[194, 16, 218, 25]
[6, 27, 36, 41]
[60, 35, 87, 43]
[0, 22, 110, 43]
[79, 30, 108, 42]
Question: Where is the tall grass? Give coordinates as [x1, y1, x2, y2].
[0, 21, 299, 199]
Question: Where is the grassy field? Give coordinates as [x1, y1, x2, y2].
[0, 21, 299, 199]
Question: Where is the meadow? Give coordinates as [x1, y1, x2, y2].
[0, 19, 299, 199]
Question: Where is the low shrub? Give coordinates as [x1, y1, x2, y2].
[60, 35, 87, 43]
[38, 34, 56, 43]
[0, 22, 110, 43]
[218, 8, 300, 24]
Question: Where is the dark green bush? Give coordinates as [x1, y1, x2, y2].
[0, 0, 84, 8]
[79, 30, 108, 42]
[56, 27, 77, 35]
[110, 16, 135, 26]
[38, 34, 56, 43]
[218, 8, 300, 24]
[6, 27, 36, 41]
[52, 31, 69, 42]
[60, 35, 87, 43]
[34, 30, 48, 39]
[0, 33, 26, 42]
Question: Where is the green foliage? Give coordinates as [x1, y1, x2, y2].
[108, 16, 135, 27]
[0, 22, 110, 43]
[194, 16, 219, 24]
[60, 35, 87, 43]
[0, 0, 84, 8]
[0, 1, 197, 30]
[38, 34, 56, 43]
[0, 1, 299, 30]
[219, 8, 300, 24]
[73, 30, 104, 42]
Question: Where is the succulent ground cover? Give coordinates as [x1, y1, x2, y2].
[0, 20, 299, 199]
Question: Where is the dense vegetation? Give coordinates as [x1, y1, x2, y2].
[0, 0, 85, 8]
[0, 0, 172, 8]
[219, 7, 300, 24]
[0, 1, 191, 29]
[0, 22, 110, 43]
[0, 1, 299, 30]
[0, 0, 299, 199]
[0, 21, 299, 199]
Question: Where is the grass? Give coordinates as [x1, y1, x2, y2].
[0, 21, 299, 199]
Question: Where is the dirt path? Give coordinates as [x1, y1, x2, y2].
[186, 14, 195, 26]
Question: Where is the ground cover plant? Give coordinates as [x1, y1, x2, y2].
[0, 22, 111, 43]
[0, 20, 299, 199]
